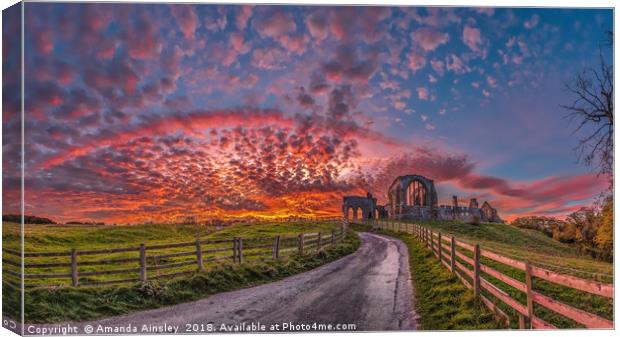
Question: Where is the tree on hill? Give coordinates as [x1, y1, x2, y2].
[594, 196, 613, 260]
[512, 200, 612, 262]
[511, 216, 567, 238]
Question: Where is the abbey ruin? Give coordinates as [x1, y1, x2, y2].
[342, 174, 503, 223]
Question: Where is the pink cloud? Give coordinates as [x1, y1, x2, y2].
[407, 51, 426, 73]
[486, 75, 497, 88]
[446, 54, 471, 74]
[279, 34, 310, 54]
[251, 47, 288, 70]
[253, 10, 300, 52]
[305, 11, 328, 43]
[462, 25, 485, 56]
[417, 87, 429, 100]
[171, 5, 199, 39]
[124, 12, 161, 60]
[235, 5, 253, 30]
[34, 30, 54, 55]
[430, 59, 445, 75]
[411, 27, 449, 52]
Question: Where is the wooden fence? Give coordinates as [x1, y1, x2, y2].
[2, 225, 347, 288]
[364, 220, 613, 330]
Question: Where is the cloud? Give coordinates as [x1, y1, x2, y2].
[251, 47, 288, 70]
[235, 5, 253, 30]
[462, 25, 486, 57]
[430, 59, 445, 75]
[524, 14, 540, 29]
[407, 51, 426, 73]
[327, 7, 390, 42]
[253, 10, 301, 52]
[322, 44, 379, 82]
[204, 6, 228, 32]
[474, 8, 495, 16]
[411, 27, 449, 52]
[124, 11, 162, 60]
[446, 54, 471, 74]
[305, 11, 329, 43]
[486, 75, 498, 88]
[417, 87, 429, 100]
[171, 5, 199, 39]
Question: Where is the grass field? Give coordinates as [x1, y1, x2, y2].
[3, 220, 345, 252]
[367, 220, 613, 329]
[2, 220, 346, 287]
[2, 220, 360, 323]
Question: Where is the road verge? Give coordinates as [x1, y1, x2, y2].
[350, 223, 501, 330]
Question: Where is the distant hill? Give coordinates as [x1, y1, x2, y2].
[2, 214, 56, 224]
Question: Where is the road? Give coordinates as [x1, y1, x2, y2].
[25, 232, 416, 334]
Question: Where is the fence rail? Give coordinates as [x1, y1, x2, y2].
[2, 223, 347, 288]
[361, 220, 613, 330]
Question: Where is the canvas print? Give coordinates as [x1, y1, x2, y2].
[1, 2, 614, 335]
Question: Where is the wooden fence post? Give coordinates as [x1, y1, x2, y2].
[438, 232, 442, 261]
[317, 232, 322, 250]
[473, 244, 481, 301]
[139, 244, 147, 282]
[71, 249, 78, 286]
[195, 239, 204, 271]
[298, 233, 305, 255]
[450, 236, 456, 274]
[518, 314, 526, 329]
[272, 236, 280, 260]
[232, 238, 237, 262]
[525, 262, 535, 329]
[238, 238, 244, 263]
[331, 229, 335, 245]
[430, 230, 434, 254]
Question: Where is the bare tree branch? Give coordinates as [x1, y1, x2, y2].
[562, 31, 614, 187]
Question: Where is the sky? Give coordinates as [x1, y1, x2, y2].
[2, 4, 613, 224]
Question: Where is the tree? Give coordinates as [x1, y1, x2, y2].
[562, 32, 613, 184]
[594, 196, 613, 259]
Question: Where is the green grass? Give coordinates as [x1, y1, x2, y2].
[3, 220, 344, 252]
[392, 220, 612, 281]
[3, 228, 360, 323]
[365, 220, 613, 329]
[350, 223, 501, 330]
[3, 221, 345, 287]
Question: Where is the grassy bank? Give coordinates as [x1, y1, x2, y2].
[363, 220, 613, 329]
[2, 221, 360, 323]
[350, 223, 501, 330]
[394, 220, 612, 281]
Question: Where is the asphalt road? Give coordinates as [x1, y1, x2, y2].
[25, 232, 416, 334]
